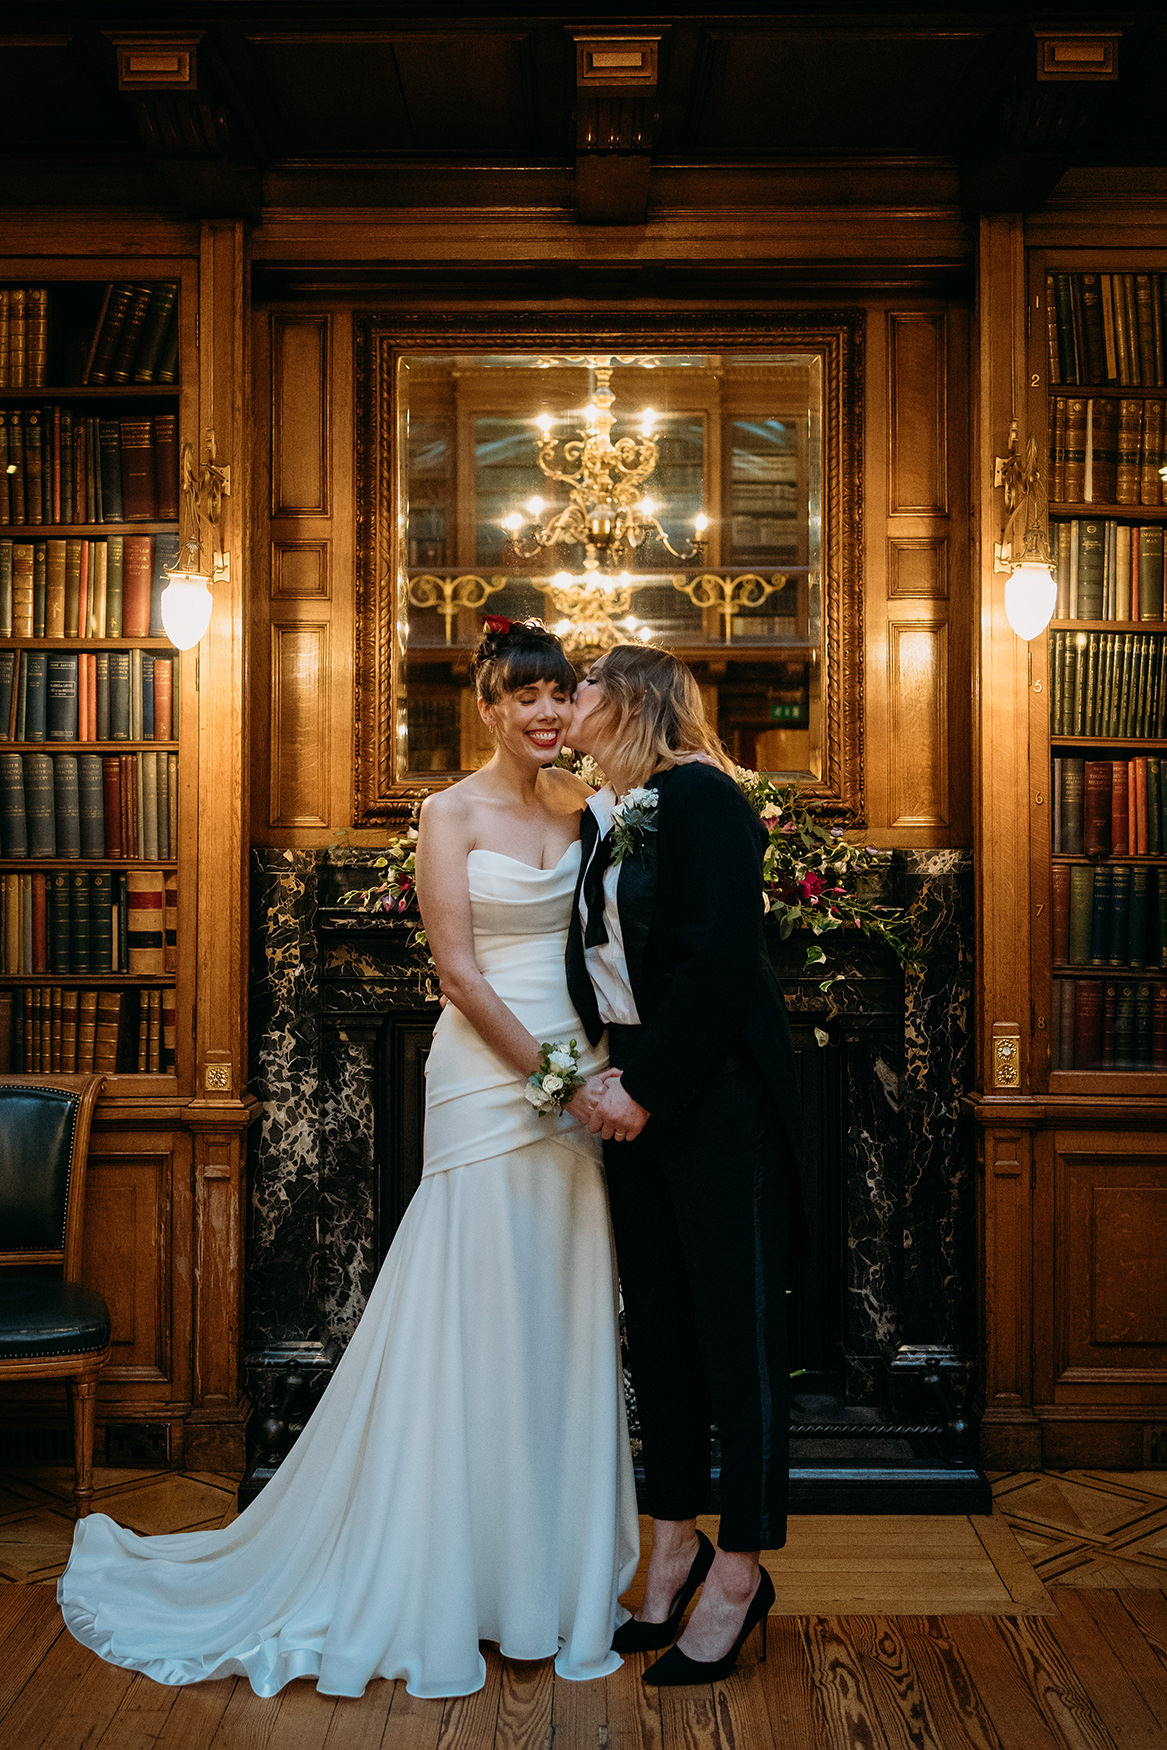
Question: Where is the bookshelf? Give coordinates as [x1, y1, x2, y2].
[1032, 258, 1167, 1093]
[0, 278, 186, 1091]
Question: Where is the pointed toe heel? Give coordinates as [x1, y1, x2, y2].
[611, 1529, 716, 1654]
[642, 1566, 775, 1686]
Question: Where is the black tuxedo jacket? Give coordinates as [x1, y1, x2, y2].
[566, 762, 803, 1158]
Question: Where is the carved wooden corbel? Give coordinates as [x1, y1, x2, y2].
[570, 30, 662, 225]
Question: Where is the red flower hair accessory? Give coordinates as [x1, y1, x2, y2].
[483, 615, 512, 635]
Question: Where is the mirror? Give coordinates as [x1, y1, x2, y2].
[355, 315, 863, 822]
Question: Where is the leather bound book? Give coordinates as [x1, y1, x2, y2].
[94, 652, 109, 742]
[12, 542, 34, 637]
[1135, 983, 1155, 1069]
[135, 988, 148, 1072]
[152, 414, 178, 520]
[155, 306, 179, 385]
[62, 539, 81, 638]
[1139, 525, 1165, 620]
[25, 289, 46, 389]
[1090, 863, 1115, 965]
[118, 418, 157, 522]
[58, 410, 72, 528]
[31, 872, 46, 975]
[1068, 863, 1094, 965]
[1105, 863, 1131, 966]
[78, 753, 104, 857]
[98, 420, 123, 523]
[164, 871, 177, 970]
[1088, 398, 1117, 503]
[1076, 523, 1105, 619]
[1136, 275, 1158, 385]
[126, 868, 165, 973]
[23, 408, 43, 525]
[48, 871, 69, 972]
[68, 870, 90, 973]
[104, 534, 124, 638]
[82, 284, 115, 385]
[94, 988, 122, 1074]
[1052, 274, 1076, 380]
[1114, 981, 1138, 1070]
[1149, 756, 1163, 857]
[1060, 756, 1085, 855]
[1111, 757, 1130, 856]
[89, 871, 113, 974]
[49, 985, 61, 1073]
[44, 539, 65, 638]
[0, 414, 8, 525]
[1153, 984, 1167, 1069]
[0, 539, 11, 638]
[1063, 398, 1087, 502]
[23, 651, 47, 744]
[1082, 759, 1111, 856]
[7, 412, 24, 524]
[31, 542, 46, 638]
[1050, 397, 1067, 501]
[0, 650, 14, 742]
[1057, 977, 1076, 1068]
[0, 291, 8, 393]
[147, 987, 160, 1072]
[101, 755, 122, 858]
[76, 988, 98, 1072]
[75, 537, 90, 641]
[1141, 399, 1164, 507]
[121, 535, 152, 637]
[1051, 862, 1071, 964]
[141, 657, 154, 743]
[52, 752, 80, 859]
[1073, 978, 1104, 1071]
[3, 873, 19, 972]
[1129, 865, 1151, 970]
[1101, 980, 1116, 1070]
[140, 750, 158, 861]
[45, 653, 78, 741]
[1053, 520, 1071, 618]
[155, 750, 168, 860]
[132, 284, 178, 384]
[122, 753, 137, 858]
[167, 752, 177, 856]
[59, 986, 78, 1074]
[23, 752, 54, 858]
[152, 656, 173, 741]
[1080, 273, 1107, 382]
[109, 286, 154, 385]
[161, 983, 176, 1071]
[7, 288, 25, 389]
[1117, 400, 1143, 503]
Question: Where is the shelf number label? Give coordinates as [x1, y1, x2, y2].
[1033, 678, 1043, 693]
[1034, 792, 1045, 806]
[1031, 373, 1041, 388]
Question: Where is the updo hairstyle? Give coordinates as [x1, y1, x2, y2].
[472, 618, 577, 705]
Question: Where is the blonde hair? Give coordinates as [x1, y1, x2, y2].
[587, 645, 733, 789]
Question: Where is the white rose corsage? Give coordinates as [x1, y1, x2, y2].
[609, 786, 659, 864]
[524, 1038, 586, 1115]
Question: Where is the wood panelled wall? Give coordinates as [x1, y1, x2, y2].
[251, 296, 970, 849]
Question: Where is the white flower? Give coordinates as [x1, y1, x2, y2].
[621, 786, 657, 810]
[524, 1083, 553, 1111]
[548, 1049, 575, 1071]
[542, 1074, 564, 1094]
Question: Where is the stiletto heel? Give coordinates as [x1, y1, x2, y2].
[642, 1566, 775, 1685]
[612, 1529, 716, 1654]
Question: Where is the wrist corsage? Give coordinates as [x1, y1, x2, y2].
[609, 786, 659, 864]
[524, 1039, 586, 1115]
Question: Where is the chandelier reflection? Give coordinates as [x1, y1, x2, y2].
[500, 360, 709, 573]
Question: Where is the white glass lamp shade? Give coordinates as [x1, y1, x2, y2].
[160, 571, 213, 650]
[1004, 559, 1058, 641]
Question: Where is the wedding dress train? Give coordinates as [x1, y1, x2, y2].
[59, 843, 638, 1699]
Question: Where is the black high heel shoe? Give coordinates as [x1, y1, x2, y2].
[611, 1529, 716, 1654]
[641, 1565, 775, 1685]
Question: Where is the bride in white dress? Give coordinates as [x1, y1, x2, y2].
[59, 620, 639, 1700]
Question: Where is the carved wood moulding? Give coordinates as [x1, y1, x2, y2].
[354, 311, 864, 825]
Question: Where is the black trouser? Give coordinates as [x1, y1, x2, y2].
[605, 1025, 790, 1553]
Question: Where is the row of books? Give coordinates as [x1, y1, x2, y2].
[1053, 861, 1167, 970]
[0, 409, 178, 527]
[1054, 756, 1165, 857]
[1048, 396, 1167, 506]
[82, 284, 179, 389]
[0, 535, 179, 639]
[0, 751, 178, 861]
[1049, 629, 1167, 739]
[0, 289, 48, 389]
[1052, 977, 1167, 1072]
[1047, 272, 1167, 389]
[0, 651, 175, 744]
[1051, 520, 1166, 622]
[0, 986, 176, 1075]
[1, 869, 177, 975]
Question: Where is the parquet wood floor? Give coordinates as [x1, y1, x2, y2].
[2, 1466, 1167, 1749]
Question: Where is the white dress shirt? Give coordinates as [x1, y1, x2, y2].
[579, 788, 642, 1027]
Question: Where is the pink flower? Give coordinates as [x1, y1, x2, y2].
[780, 819, 798, 835]
[798, 872, 826, 899]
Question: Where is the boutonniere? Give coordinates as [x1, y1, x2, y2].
[609, 787, 659, 864]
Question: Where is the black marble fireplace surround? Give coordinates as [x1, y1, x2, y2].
[245, 847, 988, 1513]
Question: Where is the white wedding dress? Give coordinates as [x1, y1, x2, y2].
[59, 843, 638, 1699]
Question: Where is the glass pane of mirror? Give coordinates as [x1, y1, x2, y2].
[398, 351, 823, 781]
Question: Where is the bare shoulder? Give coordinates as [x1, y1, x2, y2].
[540, 764, 593, 813]
[418, 779, 478, 847]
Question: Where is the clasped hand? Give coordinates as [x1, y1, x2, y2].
[566, 1069, 650, 1142]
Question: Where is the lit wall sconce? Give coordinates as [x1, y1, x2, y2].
[161, 431, 231, 651]
[994, 422, 1057, 641]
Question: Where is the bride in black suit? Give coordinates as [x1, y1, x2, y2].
[565, 642, 803, 1686]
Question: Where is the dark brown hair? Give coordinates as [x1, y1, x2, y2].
[472, 619, 576, 704]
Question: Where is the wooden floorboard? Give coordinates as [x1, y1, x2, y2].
[8, 1583, 1167, 1749]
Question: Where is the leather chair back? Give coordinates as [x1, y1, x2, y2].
[0, 1088, 80, 1258]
